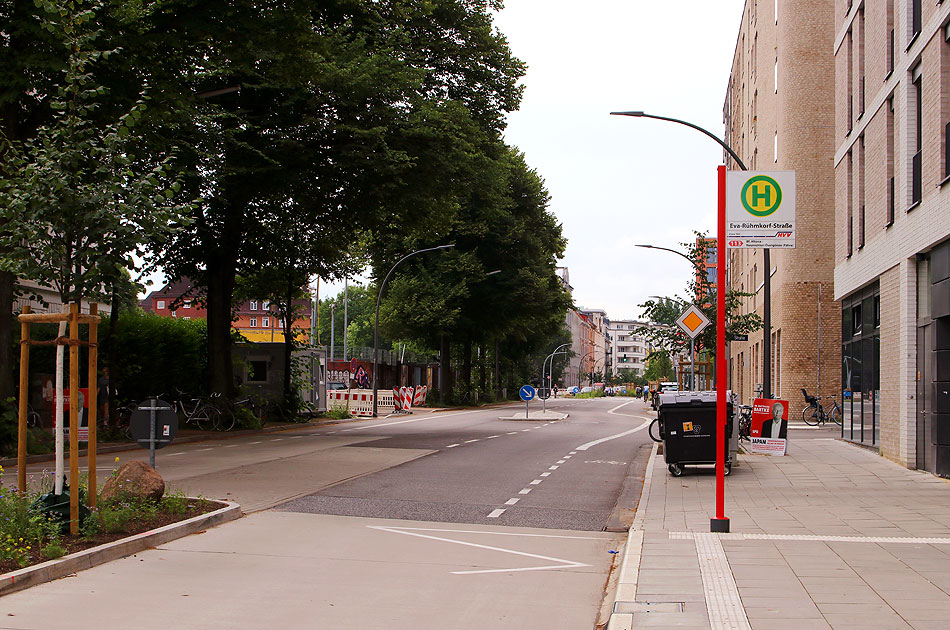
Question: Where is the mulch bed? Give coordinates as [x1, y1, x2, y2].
[0, 498, 223, 575]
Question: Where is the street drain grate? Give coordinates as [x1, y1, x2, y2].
[612, 601, 685, 614]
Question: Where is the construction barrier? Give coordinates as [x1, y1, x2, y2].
[327, 389, 396, 416]
[413, 385, 428, 407]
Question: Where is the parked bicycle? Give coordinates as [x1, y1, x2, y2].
[168, 390, 219, 431]
[800, 388, 842, 426]
[736, 404, 753, 441]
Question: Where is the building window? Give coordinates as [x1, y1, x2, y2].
[250, 301, 258, 311]
[262, 317, 270, 328]
[262, 301, 270, 310]
[841, 284, 880, 447]
[912, 0, 922, 40]
[156, 300, 165, 310]
[171, 310, 177, 318]
[183, 300, 191, 309]
[250, 318, 257, 327]
[707, 268, 717, 283]
[912, 65, 922, 208]
[774, 56, 778, 94]
[887, 98, 895, 225]
[858, 135, 865, 248]
[247, 360, 268, 384]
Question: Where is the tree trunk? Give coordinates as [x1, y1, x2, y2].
[0, 271, 15, 401]
[478, 343, 486, 395]
[282, 278, 294, 406]
[494, 337, 501, 400]
[206, 256, 237, 397]
[461, 337, 472, 400]
[440, 334, 453, 402]
[107, 281, 120, 426]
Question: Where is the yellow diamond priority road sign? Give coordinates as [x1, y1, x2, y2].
[675, 305, 711, 339]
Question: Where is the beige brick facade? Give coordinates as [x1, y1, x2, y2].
[724, 0, 841, 409]
[834, 0, 950, 468]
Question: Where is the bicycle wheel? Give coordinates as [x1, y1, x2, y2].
[217, 407, 236, 432]
[829, 403, 842, 426]
[801, 405, 820, 426]
[192, 406, 217, 431]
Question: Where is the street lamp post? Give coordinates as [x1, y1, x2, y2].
[639, 247, 701, 391]
[612, 110, 743, 533]
[612, 111, 771, 399]
[372, 244, 455, 417]
[542, 343, 570, 412]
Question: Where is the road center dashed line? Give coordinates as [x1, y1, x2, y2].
[540, 472, 551, 477]
[549, 465, 559, 470]
[464, 439, 479, 443]
[487, 508, 505, 518]
[530, 479, 543, 485]
[519, 488, 532, 495]
[446, 444, 460, 449]
[504, 498, 520, 505]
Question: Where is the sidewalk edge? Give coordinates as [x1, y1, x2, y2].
[0, 499, 242, 597]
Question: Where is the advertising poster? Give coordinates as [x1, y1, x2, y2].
[749, 397, 789, 456]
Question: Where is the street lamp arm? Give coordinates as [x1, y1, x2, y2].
[609, 111, 748, 171]
[635, 244, 695, 266]
[372, 244, 455, 416]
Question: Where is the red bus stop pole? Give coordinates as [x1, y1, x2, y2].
[712, 165, 730, 533]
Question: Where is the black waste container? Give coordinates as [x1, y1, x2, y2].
[652, 391, 733, 477]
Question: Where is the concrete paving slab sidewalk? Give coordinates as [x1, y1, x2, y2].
[608, 435, 950, 630]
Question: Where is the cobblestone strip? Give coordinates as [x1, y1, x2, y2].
[693, 533, 752, 630]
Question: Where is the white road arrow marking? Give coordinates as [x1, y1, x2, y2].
[369, 526, 591, 575]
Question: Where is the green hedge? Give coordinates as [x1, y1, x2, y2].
[101, 311, 208, 404]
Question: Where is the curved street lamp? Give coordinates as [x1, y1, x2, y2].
[372, 244, 455, 416]
[612, 110, 771, 400]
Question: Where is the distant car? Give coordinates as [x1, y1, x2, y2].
[327, 382, 349, 390]
[580, 386, 593, 394]
[660, 382, 679, 392]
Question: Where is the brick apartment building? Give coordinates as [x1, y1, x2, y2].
[724, 0, 841, 409]
[834, 0, 950, 471]
[140, 279, 313, 344]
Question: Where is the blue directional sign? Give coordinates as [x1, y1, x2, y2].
[519, 385, 536, 402]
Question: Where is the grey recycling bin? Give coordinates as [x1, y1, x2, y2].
[649, 391, 733, 477]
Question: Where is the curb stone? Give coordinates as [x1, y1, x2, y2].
[0, 499, 242, 597]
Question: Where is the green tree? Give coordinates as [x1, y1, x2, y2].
[0, 0, 188, 307]
[643, 352, 674, 382]
[637, 232, 761, 360]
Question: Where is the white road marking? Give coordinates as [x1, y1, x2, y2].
[342, 408, 496, 432]
[507, 432, 519, 435]
[540, 472, 551, 477]
[563, 455, 572, 459]
[569, 451, 577, 455]
[557, 460, 567, 464]
[465, 439, 479, 443]
[198, 448, 214, 452]
[224, 445, 238, 448]
[249, 441, 262, 445]
[530, 479, 543, 485]
[270, 438, 283, 442]
[446, 444, 460, 449]
[672, 532, 950, 544]
[518, 488, 532, 495]
[370, 526, 591, 575]
[549, 465, 559, 470]
[574, 419, 651, 451]
[381, 526, 601, 540]
[290, 435, 305, 439]
[521, 429, 531, 432]
[504, 498, 520, 506]
[487, 509, 506, 518]
[167, 452, 185, 456]
[486, 435, 500, 439]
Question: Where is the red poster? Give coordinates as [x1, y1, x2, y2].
[750, 398, 789, 456]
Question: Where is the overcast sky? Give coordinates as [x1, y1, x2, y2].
[492, 0, 746, 320]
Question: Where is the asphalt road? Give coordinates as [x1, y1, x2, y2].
[279, 396, 656, 531]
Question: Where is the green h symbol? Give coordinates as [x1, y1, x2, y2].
[751, 183, 771, 207]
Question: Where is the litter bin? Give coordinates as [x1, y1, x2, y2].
[648, 391, 733, 477]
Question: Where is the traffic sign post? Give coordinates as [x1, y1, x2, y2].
[130, 398, 178, 468]
[726, 171, 796, 249]
[519, 385, 536, 418]
[675, 305, 711, 391]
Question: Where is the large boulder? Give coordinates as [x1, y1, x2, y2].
[100, 460, 165, 503]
